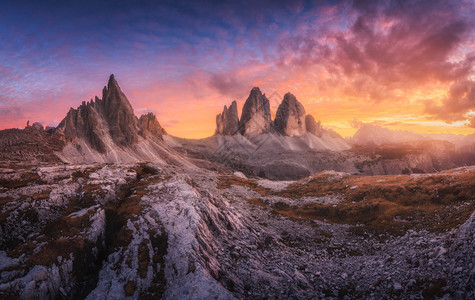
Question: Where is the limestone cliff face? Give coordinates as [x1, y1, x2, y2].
[305, 115, 323, 138]
[57, 74, 166, 153]
[138, 113, 166, 139]
[216, 101, 239, 135]
[239, 88, 272, 136]
[0, 125, 65, 163]
[101, 74, 140, 146]
[215, 88, 329, 139]
[274, 93, 306, 136]
[57, 100, 108, 152]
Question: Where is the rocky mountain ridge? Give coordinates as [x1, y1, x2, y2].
[215, 101, 239, 135]
[0, 125, 65, 164]
[350, 124, 475, 150]
[57, 74, 165, 153]
[239, 87, 272, 136]
[274, 93, 307, 136]
[0, 75, 473, 176]
[216, 87, 341, 140]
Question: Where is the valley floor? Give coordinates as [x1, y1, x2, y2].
[0, 163, 474, 299]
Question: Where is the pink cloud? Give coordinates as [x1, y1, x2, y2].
[425, 80, 475, 122]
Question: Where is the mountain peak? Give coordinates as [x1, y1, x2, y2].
[216, 100, 239, 135]
[57, 75, 167, 153]
[249, 87, 264, 97]
[240, 88, 271, 136]
[100, 75, 138, 146]
[138, 112, 166, 139]
[305, 115, 323, 137]
[107, 74, 119, 90]
[274, 93, 306, 136]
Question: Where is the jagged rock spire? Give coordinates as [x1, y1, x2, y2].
[239, 87, 271, 136]
[139, 112, 166, 139]
[57, 74, 166, 153]
[97, 74, 139, 146]
[305, 115, 323, 137]
[274, 93, 306, 136]
[216, 101, 239, 135]
[214, 87, 333, 139]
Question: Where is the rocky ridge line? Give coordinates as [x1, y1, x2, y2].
[56, 74, 166, 153]
[216, 87, 340, 138]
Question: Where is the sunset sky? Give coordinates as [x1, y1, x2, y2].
[0, 0, 474, 138]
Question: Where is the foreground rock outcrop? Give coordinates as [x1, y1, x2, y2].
[1, 164, 473, 299]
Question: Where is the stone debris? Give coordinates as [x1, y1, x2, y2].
[0, 164, 473, 299]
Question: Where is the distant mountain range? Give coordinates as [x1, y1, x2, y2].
[348, 124, 475, 149]
[0, 75, 474, 178]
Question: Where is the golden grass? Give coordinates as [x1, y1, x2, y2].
[251, 171, 475, 236]
[0, 172, 44, 189]
[31, 189, 51, 201]
[246, 198, 267, 208]
[27, 236, 88, 267]
[5, 209, 98, 268]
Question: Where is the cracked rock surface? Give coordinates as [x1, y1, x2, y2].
[0, 163, 474, 299]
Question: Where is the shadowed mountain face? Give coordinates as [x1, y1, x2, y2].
[0, 75, 473, 175]
[57, 97, 108, 153]
[101, 74, 140, 146]
[138, 112, 166, 138]
[274, 93, 306, 136]
[305, 115, 323, 138]
[239, 87, 272, 136]
[216, 101, 239, 135]
[216, 88, 340, 140]
[56, 75, 165, 154]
